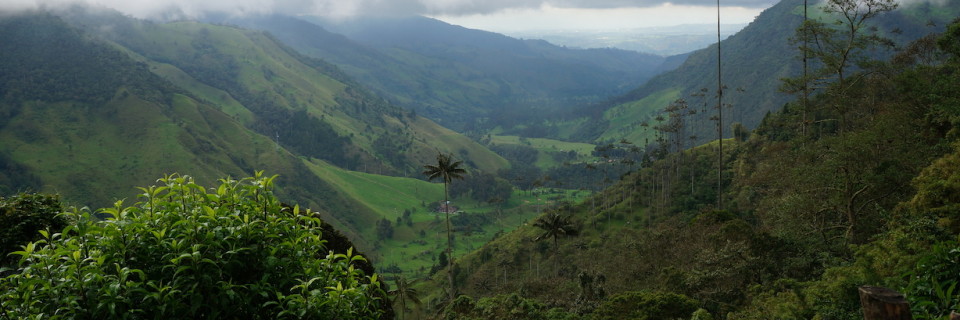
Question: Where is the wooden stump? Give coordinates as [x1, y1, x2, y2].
[951, 311, 960, 320]
[859, 286, 912, 320]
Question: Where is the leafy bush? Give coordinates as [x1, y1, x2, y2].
[0, 172, 385, 319]
[904, 240, 960, 319]
[0, 192, 67, 268]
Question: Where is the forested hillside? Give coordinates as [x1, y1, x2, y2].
[590, 0, 960, 147]
[413, 12, 960, 320]
[221, 14, 668, 136]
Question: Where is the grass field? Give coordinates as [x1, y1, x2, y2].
[300, 157, 590, 278]
[488, 135, 598, 168]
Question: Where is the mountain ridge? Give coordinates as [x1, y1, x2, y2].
[222, 14, 671, 134]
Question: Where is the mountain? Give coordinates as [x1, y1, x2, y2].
[418, 15, 960, 319]
[588, 0, 960, 146]
[218, 14, 669, 135]
[0, 9, 508, 252]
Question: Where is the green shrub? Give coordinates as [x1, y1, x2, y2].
[0, 192, 67, 268]
[0, 172, 385, 319]
[904, 239, 960, 319]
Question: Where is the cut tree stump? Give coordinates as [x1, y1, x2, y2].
[859, 286, 912, 320]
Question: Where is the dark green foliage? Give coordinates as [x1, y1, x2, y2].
[0, 173, 386, 319]
[590, 291, 698, 320]
[0, 14, 171, 105]
[449, 171, 513, 203]
[376, 218, 395, 240]
[0, 153, 41, 196]
[941, 20, 960, 61]
[489, 144, 539, 165]
[256, 109, 355, 169]
[0, 193, 67, 268]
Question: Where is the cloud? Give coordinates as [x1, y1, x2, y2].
[1, 0, 782, 19]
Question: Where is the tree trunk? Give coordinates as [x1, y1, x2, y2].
[858, 286, 911, 320]
[444, 183, 455, 302]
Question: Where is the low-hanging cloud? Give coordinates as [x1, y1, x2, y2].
[2, 0, 784, 19]
[5, 0, 950, 20]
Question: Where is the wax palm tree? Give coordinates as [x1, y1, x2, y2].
[533, 211, 579, 255]
[388, 276, 422, 320]
[423, 152, 467, 301]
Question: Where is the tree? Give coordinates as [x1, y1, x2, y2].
[376, 218, 394, 240]
[794, 0, 897, 131]
[388, 276, 422, 320]
[532, 211, 579, 255]
[423, 152, 467, 301]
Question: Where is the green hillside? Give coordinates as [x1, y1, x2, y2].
[590, 0, 960, 147]
[58, 8, 508, 176]
[0, 11, 508, 264]
[417, 18, 960, 319]
[0, 13, 374, 237]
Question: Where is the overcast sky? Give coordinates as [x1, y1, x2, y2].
[3, 0, 782, 31]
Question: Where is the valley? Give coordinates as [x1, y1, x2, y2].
[3, 0, 960, 318]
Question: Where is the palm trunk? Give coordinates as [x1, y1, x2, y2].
[444, 182, 455, 302]
[553, 235, 559, 255]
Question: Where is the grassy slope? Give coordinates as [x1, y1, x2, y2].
[72, 13, 508, 175]
[599, 88, 682, 145]
[488, 135, 598, 168]
[302, 157, 560, 277]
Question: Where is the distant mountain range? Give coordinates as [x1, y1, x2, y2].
[215, 14, 673, 133]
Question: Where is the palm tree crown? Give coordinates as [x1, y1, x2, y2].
[423, 153, 467, 185]
[533, 211, 580, 254]
[388, 276, 422, 320]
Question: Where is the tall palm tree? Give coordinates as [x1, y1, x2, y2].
[422, 152, 466, 301]
[533, 211, 579, 255]
[388, 276, 422, 320]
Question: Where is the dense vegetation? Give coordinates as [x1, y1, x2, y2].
[0, 193, 67, 270]
[0, 173, 390, 319]
[415, 12, 960, 320]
